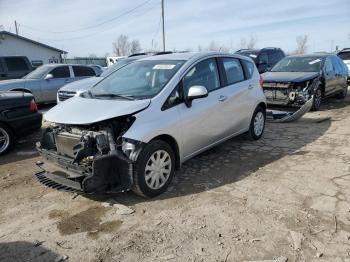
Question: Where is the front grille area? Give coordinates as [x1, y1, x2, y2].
[58, 91, 76, 102]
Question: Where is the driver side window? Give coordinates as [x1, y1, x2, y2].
[258, 52, 268, 64]
[183, 58, 220, 93]
[324, 58, 334, 73]
[49, 66, 70, 79]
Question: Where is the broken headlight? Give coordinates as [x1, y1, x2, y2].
[121, 138, 143, 161]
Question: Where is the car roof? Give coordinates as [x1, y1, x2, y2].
[138, 52, 236, 61]
[43, 63, 93, 67]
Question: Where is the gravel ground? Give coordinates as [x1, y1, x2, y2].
[1, 94, 350, 262]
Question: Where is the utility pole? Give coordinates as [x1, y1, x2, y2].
[14, 20, 18, 35]
[161, 0, 165, 52]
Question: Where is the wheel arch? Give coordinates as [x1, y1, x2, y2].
[10, 88, 32, 94]
[150, 134, 181, 169]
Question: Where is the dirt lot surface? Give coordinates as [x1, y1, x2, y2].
[1, 95, 350, 262]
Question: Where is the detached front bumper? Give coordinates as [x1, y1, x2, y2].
[35, 145, 134, 194]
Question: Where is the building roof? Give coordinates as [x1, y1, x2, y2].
[0, 31, 67, 54]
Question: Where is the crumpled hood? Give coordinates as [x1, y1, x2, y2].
[59, 77, 101, 93]
[262, 72, 320, 83]
[45, 96, 151, 125]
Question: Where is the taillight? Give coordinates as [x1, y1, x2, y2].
[259, 75, 264, 88]
[30, 99, 38, 112]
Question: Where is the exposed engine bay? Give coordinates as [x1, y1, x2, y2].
[35, 116, 143, 193]
[263, 79, 317, 107]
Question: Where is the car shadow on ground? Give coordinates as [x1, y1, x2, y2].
[87, 113, 333, 206]
[0, 241, 60, 262]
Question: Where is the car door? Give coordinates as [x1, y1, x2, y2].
[331, 56, 347, 92]
[323, 57, 337, 96]
[218, 57, 254, 136]
[176, 57, 231, 159]
[72, 66, 96, 82]
[42, 66, 71, 102]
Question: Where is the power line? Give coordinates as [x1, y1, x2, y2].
[25, 3, 159, 42]
[20, 0, 153, 34]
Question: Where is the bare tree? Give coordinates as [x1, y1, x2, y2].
[197, 45, 203, 52]
[112, 34, 143, 56]
[130, 40, 142, 54]
[238, 37, 247, 49]
[247, 35, 258, 49]
[294, 35, 308, 54]
[207, 41, 219, 51]
[113, 34, 130, 56]
[88, 53, 97, 58]
[237, 35, 258, 50]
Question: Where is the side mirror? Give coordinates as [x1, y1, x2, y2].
[185, 85, 208, 107]
[44, 74, 53, 80]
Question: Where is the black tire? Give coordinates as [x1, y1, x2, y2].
[311, 87, 322, 111]
[132, 140, 175, 198]
[247, 106, 266, 141]
[335, 86, 348, 99]
[0, 123, 14, 156]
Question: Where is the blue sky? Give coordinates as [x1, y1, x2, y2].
[1, 0, 349, 57]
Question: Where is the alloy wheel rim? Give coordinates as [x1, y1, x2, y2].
[145, 150, 172, 190]
[0, 128, 10, 154]
[254, 112, 265, 137]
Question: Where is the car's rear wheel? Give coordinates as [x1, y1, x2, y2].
[311, 87, 322, 111]
[0, 124, 13, 155]
[132, 140, 175, 197]
[247, 106, 266, 140]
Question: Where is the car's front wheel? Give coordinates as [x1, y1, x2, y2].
[0, 123, 13, 156]
[247, 106, 266, 140]
[311, 87, 322, 111]
[132, 140, 175, 197]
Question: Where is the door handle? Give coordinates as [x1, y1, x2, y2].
[218, 95, 227, 102]
[248, 84, 254, 89]
[65, 79, 71, 83]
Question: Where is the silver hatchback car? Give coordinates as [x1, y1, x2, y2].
[35, 52, 266, 197]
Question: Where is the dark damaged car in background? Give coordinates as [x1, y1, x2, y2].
[34, 52, 267, 197]
[262, 54, 349, 111]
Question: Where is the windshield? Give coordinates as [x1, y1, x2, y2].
[91, 59, 185, 99]
[338, 52, 350, 60]
[236, 50, 259, 60]
[101, 57, 141, 77]
[271, 56, 324, 72]
[23, 65, 51, 79]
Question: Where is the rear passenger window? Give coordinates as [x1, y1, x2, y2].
[4, 57, 29, 71]
[222, 58, 245, 84]
[73, 66, 96, 77]
[241, 59, 255, 79]
[0, 61, 4, 72]
[183, 58, 220, 92]
[50, 66, 70, 78]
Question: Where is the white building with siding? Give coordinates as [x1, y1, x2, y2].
[0, 31, 67, 66]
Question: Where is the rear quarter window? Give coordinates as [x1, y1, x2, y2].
[222, 57, 245, 85]
[73, 66, 96, 77]
[4, 57, 29, 71]
[241, 59, 255, 79]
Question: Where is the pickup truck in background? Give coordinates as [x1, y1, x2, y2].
[0, 56, 33, 80]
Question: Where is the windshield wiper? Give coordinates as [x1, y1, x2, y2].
[93, 93, 135, 100]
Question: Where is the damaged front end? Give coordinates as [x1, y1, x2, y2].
[35, 117, 143, 193]
[263, 79, 316, 107]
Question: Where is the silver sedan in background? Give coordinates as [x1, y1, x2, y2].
[0, 64, 98, 103]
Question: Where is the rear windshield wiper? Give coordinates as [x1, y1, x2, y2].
[93, 93, 135, 100]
